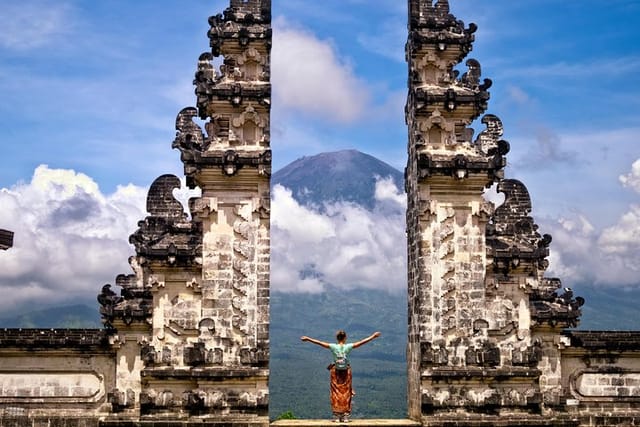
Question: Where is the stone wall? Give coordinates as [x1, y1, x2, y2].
[0, 329, 114, 425]
[560, 331, 640, 426]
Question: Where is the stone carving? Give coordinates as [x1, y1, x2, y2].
[474, 114, 510, 157]
[512, 340, 543, 367]
[129, 174, 202, 266]
[465, 341, 501, 367]
[531, 283, 585, 328]
[173, 107, 207, 165]
[183, 342, 207, 366]
[108, 388, 135, 412]
[185, 389, 227, 412]
[421, 342, 449, 367]
[140, 389, 176, 413]
[140, 342, 157, 366]
[486, 179, 553, 275]
[97, 284, 122, 325]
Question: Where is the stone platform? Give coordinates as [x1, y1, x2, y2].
[272, 418, 581, 427]
[272, 420, 420, 427]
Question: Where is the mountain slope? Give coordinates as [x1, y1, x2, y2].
[0, 304, 102, 328]
[272, 149, 404, 210]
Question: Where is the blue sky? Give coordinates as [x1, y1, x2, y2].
[0, 0, 639, 314]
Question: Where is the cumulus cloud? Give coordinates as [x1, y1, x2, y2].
[272, 18, 371, 123]
[619, 159, 640, 193]
[0, 165, 147, 315]
[271, 181, 406, 294]
[374, 176, 406, 210]
[0, 167, 408, 315]
[0, 2, 73, 50]
[543, 205, 640, 287]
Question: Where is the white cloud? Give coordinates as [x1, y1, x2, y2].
[0, 2, 73, 50]
[272, 18, 371, 123]
[620, 159, 640, 193]
[272, 185, 336, 243]
[271, 182, 406, 294]
[543, 206, 640, 287]
[0, 165, 147, 315]
[374, 176, 406, 209]
[599, 205, 640, 256]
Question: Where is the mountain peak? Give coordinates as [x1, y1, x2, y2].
[272, 150, 404, 210]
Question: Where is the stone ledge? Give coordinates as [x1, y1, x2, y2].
[100, 420, 269, 427]
[141, 367, 269, 379]
[0, 328, 111, 349]
[564, 331, 640, 351]
[421, 415, 579, 427]
[423, 367, 541, 380]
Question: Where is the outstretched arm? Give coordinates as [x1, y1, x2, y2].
[300, 336, 331, 348]
[353, 331, 381, 349]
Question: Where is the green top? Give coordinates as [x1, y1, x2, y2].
[329, 343, 354, 366]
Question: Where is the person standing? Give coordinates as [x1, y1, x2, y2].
[301, 330, 381, 422]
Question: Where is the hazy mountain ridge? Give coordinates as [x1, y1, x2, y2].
[0, 304, 102, 329]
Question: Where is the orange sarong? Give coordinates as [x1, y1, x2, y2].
[329, 365, 352, 416]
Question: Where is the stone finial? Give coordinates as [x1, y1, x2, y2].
[491, 179, 535, 235]
[475, 114, 510, 157]
[173, 107, 206, 152]
[146, 175, 185, 219]
[229, 0, 270, 13]
[128, 174, 202, 267]
[409, 0, 450, 23]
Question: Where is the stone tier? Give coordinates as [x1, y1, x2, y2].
[197, 84, 271, 114]
[564, 331, 640, 351]
[412, 86, 490, 120]
[180, 149, 272, 187]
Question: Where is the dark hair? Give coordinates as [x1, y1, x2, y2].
[336, 330, 347, 342]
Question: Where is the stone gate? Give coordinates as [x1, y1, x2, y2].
[1, 1, 640, 426]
